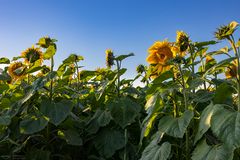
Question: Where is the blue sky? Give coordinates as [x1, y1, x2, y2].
[0, 0, 239, 80]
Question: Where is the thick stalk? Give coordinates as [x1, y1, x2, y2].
[75, 61, 80, 91]
[189, 45, 196, 93]
[124, 129, 128, 160]
[178, 64, 190, 160]
[116, 60, 121, 97]
[50, 57, 54, 102]
[228, 37, 240, 111]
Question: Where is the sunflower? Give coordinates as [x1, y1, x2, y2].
[215, 21, 238, 40]
[8, 62, 26, 80]
[176, 31, 190, 53]
[21, 46, 43, 64]
[146, 40, 175, 75]
[225, 60, 238, 79]
[105, 49, 114, 68]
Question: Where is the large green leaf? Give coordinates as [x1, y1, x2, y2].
[140, 132, 171, 160]
[86, 109, 112, 134]
[213, 82, 234, 104]
[140, 93, 161, 143]
[192, 139, 233, 160]
[194, 103, 217, 144]
[58, 129, 82, 146]
[211, 106, 240, 148]
[63, 54, 84, 64]
[115, 53, 134, 61]
[108, 97, 141, 128]
[203, 57, 236, 77]
[158, 110, 194, 138]
[94, 128, 125, 158]
[40, 99, 73, 126]
[0, 115, 11, 126]
[20, 113, 48, 134]
[43, 45, 56, 59]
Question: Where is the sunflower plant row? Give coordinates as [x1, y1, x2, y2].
[0, 21, 240, 160]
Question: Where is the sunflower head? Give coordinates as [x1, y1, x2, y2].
[215, 21, 239, 40]
[225, 60, 238, 79]
[105, 49, 114, 68]
[176, 31, 190, 52]
[8, 62, 26, 80]
[146, 40, 175, 75]
[21, 46, 43, 64]
[136, 64, 145, 74]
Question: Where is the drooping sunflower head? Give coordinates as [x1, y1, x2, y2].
[21, 46, 43, 64]
[105, 49, 114, 68]
[225, 60, 238, 79]
[176, 31, 190, 53]
[8, 61, 26, 80]
[215, 21, 239, 40]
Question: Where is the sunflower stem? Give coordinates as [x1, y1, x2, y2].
[124, 129, 128, 160]
[178, 64, 190, 160]
[116, 60, 121, 97]
[50, 56, 54, 102]
[228, 37, 240, 111]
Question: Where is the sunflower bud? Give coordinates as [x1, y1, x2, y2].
[136, 64, 145, 74]
[105, 49, 114, 68]
[215, 21, 239, 40]
[176, 31, 190, 52]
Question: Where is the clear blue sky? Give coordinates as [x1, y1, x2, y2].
[0, 0, 239, 79]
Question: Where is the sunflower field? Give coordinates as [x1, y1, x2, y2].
[0, 21, 240, 160]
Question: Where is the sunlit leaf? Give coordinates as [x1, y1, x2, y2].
[158, 110, 194, 138]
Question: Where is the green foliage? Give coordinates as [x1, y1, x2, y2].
[0, 21, 240, 159]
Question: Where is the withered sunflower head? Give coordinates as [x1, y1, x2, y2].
[105, 49, 115, 68]
[21, 46, 43, 64]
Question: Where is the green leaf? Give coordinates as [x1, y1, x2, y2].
[140, 132, 171, 160]
[63, 54, 84, 64]
[58, 129, 82, 146]
[26, 66, 42, 74]
[108, 97, 141, 128]
[94, 128, 125, 158]
[158, 110, 194, 138]
[0, 115, 11, 126]
[20, 113, 48, 134]
[211, 106, 240, 149]
[0, 57, 10, 64]
[40, 99, 73, 126]
[194, 103, 217, 144]
[140, 93, 161, 142]
[192, 139, 233, 160]
[213, 83, 234, 104]
[26, 149, 50, 160]
[43, 45, 56, 59]
[86, 109, 112, 134]
[194, 41, 218, 48]
[204, 57, 236, 76]
[115, 53, 134, 61]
